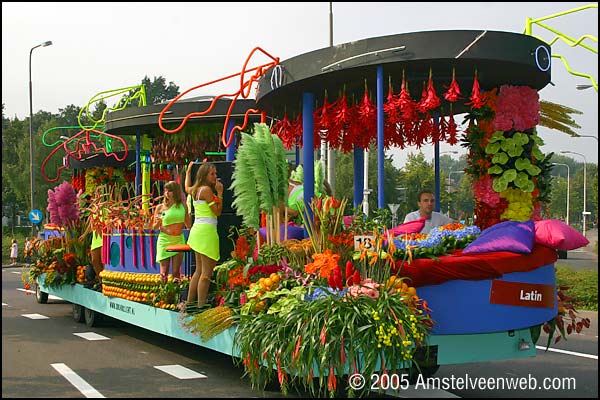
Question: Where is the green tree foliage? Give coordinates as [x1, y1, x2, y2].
[136, 75, 180, 105]
[2, 75, 180, 227]
[334, 145, 402, 215]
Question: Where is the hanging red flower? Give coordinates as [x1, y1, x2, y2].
[331, 89, 352, 151]
[418, 69, 441, 113]
[467, 71, 484, 109]
[272, 112, 295, 150]
[291, 113, 303, 148]
[354, 84, 377, 149]
[313, 94, 334, 150]
[397, 73, 418, 139]
[443, 68, 461, 102]
[414, 114, 433, 148]
[446, 115, 459, 145]
[340, 99, 361, 153]
[384, 80, 402, 149]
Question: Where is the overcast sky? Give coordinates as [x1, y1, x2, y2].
[2, 2, 598, 167]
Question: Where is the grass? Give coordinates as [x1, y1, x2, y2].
[555, 264, 598, 311]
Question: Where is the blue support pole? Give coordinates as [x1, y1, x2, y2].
[225, 119, 236, 162]
[353, 148, 364, 210]
[434, 116, 441, 212]
[135, 130, 141, 197]
[302, 92, 315, 225]
[377, 65, 385, 209]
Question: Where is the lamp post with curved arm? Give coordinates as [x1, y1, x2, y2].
[29, 40, 53, 235]
[561, 151, 587, 237]
[553, 163, 570, 226]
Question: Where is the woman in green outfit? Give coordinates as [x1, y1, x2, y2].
[185, 161, 224, 310]
[152, 181, 191, 283]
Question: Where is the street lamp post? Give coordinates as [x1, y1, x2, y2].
[29, 40, 53, 236]
[553, 163, 570, 226]
[561, 151, 587, 237]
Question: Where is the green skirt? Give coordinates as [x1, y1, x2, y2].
[91, 232, 103, 250]
[187, 223, 219, 261]
[156, 231, 185, 263]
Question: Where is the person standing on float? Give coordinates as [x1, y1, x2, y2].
[152, 180, 191, 283]
[184, 161, 223, 310]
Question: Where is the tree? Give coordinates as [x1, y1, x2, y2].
[137, 75, 180, 105]
[334, 145, 403, 216]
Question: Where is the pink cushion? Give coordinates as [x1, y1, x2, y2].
[534, 219, 589, 251]
[389, 217, 426, 236]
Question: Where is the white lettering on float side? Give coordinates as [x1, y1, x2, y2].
[519, 289, 543, 302]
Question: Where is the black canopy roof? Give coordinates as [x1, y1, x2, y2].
[256, 30, 551, 117]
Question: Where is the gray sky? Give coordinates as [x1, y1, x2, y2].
[2, 2, 598, 167]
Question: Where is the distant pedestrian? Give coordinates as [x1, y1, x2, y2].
[10, 239, 18, 265]
[24, 237, 32, 264]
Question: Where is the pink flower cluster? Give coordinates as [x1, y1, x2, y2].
[473, 176, 501, 206]
[47, 181, 80, 227]
[347, 278, 380, 299]
[493, 85, 540, 132]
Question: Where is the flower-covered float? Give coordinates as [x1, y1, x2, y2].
[29, 31, 593, 398]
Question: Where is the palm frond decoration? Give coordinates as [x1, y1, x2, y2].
[244, 133, 274, 212]
[254, 123, 279, 210]
[272, 134, 289, 204]
[231, 133, 260, 229]
[539, 99, 583, 137]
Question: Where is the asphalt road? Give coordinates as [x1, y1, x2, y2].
[2, 265, 597, 398]
[557, 228, 598, 271]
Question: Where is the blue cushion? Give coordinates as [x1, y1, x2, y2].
[463, 220, 535, 254]
[259, 224, 306, 241]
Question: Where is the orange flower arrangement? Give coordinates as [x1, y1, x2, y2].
[304, 249, 340, 279]
[227, 266, 252, 288]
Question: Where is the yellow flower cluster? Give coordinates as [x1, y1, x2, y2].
[500, 188, 533, 221]
[406, 314, 425, 343]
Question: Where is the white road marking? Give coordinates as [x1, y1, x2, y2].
[2, 303, 7, 306]
[16, 287, 62, 300]
[154, 365, 207, 379]
[11, 271, 22, 275]
[536, 345, 598, 360]
[22, 313, 49, 319]
[74, 332, 110, 341]
[51, 363, 104, 398]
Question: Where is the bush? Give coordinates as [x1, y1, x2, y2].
[555, 264, 598, 311]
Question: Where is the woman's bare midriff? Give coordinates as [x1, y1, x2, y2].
[162, 222, 185, 236]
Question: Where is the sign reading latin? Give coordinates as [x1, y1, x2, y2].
[489, 280, 555, 309]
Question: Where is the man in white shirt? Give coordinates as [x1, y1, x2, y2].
[404, 190, 453, 234]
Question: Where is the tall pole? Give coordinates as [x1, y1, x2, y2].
[561, 151, 587, 236]
[553, 163, 570, 226]
[29, 40, 53, 236]
[327, 1, 336, 194]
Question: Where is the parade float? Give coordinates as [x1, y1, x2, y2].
[28, 30, 593, 398]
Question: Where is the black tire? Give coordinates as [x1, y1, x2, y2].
[35, 284, 48, 304]
[84, 307, 102, 327]
[73, 304, 85, 323]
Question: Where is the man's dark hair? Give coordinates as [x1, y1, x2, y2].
[417, 189, 434, 202]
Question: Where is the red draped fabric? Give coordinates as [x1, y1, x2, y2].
[393, 244, 558, 287]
